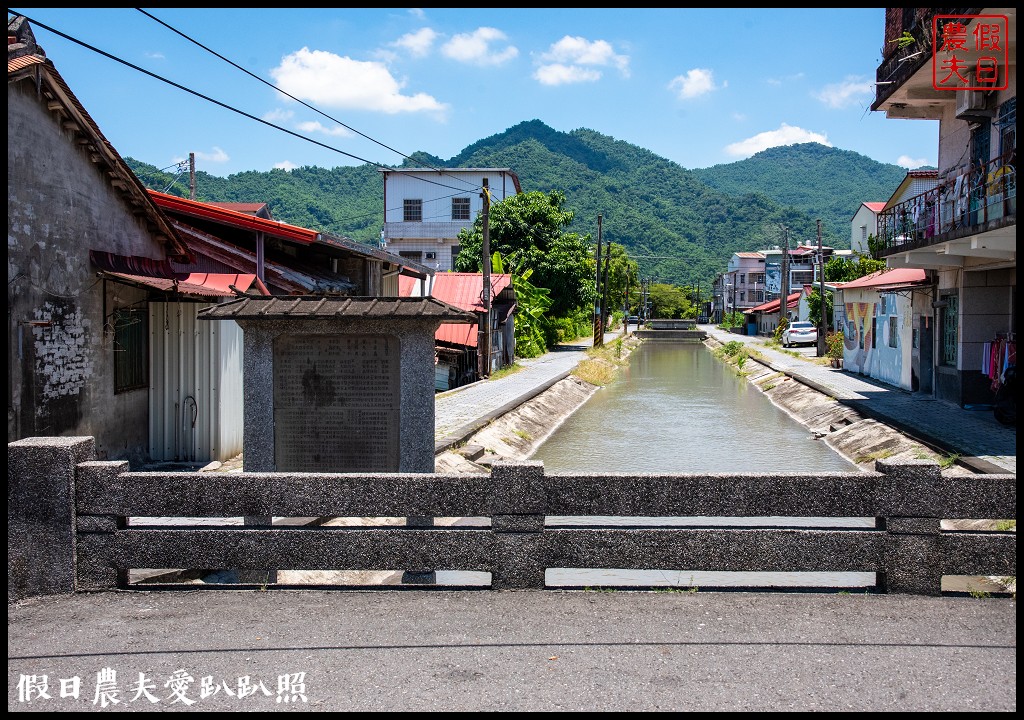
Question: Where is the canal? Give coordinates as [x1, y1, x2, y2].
[529, 340, 875, 591]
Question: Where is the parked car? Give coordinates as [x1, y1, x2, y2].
[782, 321, 818, 347]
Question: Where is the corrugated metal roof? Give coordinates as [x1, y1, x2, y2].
[437, 322, 479, 347]
[197, 296, 478, 321]
[839, 268, 928, 290]
[104, 272, 269, 298]
[745, 291, 802, 314]
[734, 252, 765, 258]
[862, 202, 886, 212]
[418, 272, 512, 312]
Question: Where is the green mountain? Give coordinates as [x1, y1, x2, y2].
[690, 142, 909, 242]
[126, 121, 896, 289]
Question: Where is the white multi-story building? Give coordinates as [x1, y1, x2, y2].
[379, 168, 522, 272]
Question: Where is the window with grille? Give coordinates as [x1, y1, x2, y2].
[941, 294, 958, 366]
[113, 307, 148, 393]
[888, 315, 898, 348]
[452, 197, 470, 221]
[403, 199, 422, 222]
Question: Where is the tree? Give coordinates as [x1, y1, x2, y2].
[648, 283, 694, 319]
[600, 242, 640, 321]
[824, 255, 886, 283]
[806, 287, 834, 330]
[454, 190, 596, 319]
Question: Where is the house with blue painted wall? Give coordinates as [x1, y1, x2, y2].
[835, 268, 929, 391]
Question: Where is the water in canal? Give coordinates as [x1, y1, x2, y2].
[528, 340, 873, 591]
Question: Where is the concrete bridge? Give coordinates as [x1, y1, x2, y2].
[9, 436, 1014, 599]
[634, 318, 707, 342]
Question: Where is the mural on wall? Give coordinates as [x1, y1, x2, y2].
[843, 301, 876, 373]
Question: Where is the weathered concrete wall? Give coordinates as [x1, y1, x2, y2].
[7, 82, 167, 464]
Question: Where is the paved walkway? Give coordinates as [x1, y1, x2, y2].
[701, 326, 1016, 474]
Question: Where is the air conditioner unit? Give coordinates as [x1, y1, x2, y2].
[424, 251, 437, 260]
[954, 69, 995, 120]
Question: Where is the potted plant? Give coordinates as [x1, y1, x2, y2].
[826, 331, 844, 368]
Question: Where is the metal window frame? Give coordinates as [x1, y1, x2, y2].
[113, 307, 148, 393]
[451, 197, 471, 221]
[403, 198, 423, 223]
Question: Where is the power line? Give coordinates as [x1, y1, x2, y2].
[134, 8, 481, 194]
[13, 11, 482, 198]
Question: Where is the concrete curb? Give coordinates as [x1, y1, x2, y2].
[704, 332, 1012, 475]
[434, 370, 573, 454]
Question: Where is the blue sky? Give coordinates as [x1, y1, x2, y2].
[11, 7, 939, 178]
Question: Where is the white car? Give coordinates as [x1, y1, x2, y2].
[783, 321, 818, 347]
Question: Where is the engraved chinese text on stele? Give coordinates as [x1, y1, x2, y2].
[273, 334, 400, 472]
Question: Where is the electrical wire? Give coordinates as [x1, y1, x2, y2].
[12, 10, 481, 197]
[134, 8, 479, 192]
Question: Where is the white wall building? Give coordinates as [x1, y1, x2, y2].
[379, 168, 522, 272]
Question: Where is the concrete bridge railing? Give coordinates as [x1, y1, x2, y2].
[8, 436, 1016, 601]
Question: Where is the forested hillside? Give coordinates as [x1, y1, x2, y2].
[127, 121, 902, 288]
[690, 142, 910, 241]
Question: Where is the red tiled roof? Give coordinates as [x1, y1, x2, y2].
[907, 169, 939, 178]
[862, 202, 886, 212]
[839, 268, 927, 290]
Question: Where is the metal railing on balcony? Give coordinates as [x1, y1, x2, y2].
[875, 152, 1016, 255]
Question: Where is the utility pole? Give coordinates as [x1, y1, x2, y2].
[601, 240, 611, 340]
[189, 152, 196, 200]
[480, 178, 491, 378]
[780, 225, 790, 327]
[816, 219, 827, 357]
[624, 273, 630, 332]
[593, 215, 604, 347]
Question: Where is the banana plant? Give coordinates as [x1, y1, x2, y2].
[492, 250, 552, 358]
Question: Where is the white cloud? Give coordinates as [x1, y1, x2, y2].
[814, 76, 874, 109]
[145, 52, 165, 61]
[441, 27, 518, 66]
[724, 123, 832, 157]
[766, 72, 805, 87]
[274, 160, 298, 171]
[534, 63, 602, 86]
[408, 8, 426, 20]
[533, 35, 629, 85]
[392, 27, 437, 57]
[668, 68, 719, 99]
[539, 36, 629, 73]
[732, 112, 747, 122]
[262, 108, 295, 124]
[193, 147, 230, 164]
[271, 47, 448, 116]
[295, 120, 354, 137]
[897, 155, 931, 169]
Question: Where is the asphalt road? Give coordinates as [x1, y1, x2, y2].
[7, 589, 1016, 712]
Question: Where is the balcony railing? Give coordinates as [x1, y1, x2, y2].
[875, 152, 1016, 256]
